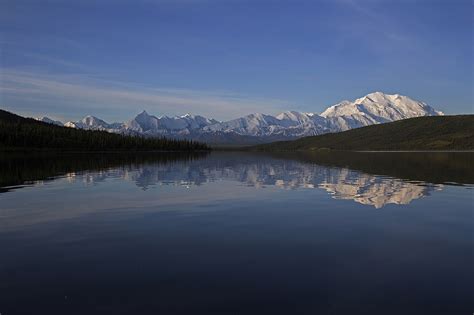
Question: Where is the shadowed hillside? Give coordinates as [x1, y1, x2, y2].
[252, 115, 474, 151]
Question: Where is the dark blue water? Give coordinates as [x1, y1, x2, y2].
[0, 152, 472, 314]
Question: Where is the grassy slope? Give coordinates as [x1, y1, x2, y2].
[252, 115, 474, 151]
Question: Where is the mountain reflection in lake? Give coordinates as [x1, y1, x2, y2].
[0, 152, 472, 314]
[12, 156, 442, 208]
[1, 152, 472, 207]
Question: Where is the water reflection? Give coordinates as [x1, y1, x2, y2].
[2, 151, 472, 315]
[318, 169, 440, 208]
[0, 151, 208, 193]
[1, 151, 471, 208]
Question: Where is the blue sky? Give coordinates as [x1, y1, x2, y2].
[1, 0, 472, 122]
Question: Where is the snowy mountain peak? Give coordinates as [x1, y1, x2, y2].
[36, 116, 64, 126]
[63, 115, 113, 130]
[59, 91, 444, 143]
[276, 110, 305, 119]
[276, 111, 314, 125]
[80, 115, 109, 127]
[135, 110, 154, 120]
[320, 92, 443, 131]
[130, 111, 159, 132]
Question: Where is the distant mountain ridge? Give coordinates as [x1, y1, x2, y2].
[37, 92, 444, 144]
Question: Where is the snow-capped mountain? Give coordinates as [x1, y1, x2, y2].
[61, 110, 219, 136]
[121, 111, 219, 135]
[320, 92, 444, 132]
[36, 116, 64, 126]
[200, 92, 442, 138]
[64, 115, 114, 130]
[203, 111, 330, 138]
[39, 92, 444, 143]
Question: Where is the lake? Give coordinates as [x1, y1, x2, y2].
[0, 151, 472, 314]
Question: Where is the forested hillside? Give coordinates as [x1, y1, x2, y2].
[0, 109, 210, 151]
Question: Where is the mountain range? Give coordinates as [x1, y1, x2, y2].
[37, 92, 444, 144]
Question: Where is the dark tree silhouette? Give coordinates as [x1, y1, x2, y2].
[0, 109, 210, 151]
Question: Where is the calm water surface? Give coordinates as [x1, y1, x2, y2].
[0, 152, 473, 314]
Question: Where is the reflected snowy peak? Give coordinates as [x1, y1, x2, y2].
[318, 168, 440, 208]
[63, 155, 443, 208]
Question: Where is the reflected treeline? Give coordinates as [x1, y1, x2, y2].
[0, 151, 209, 193]
[1, 151, 472, 208]
[266, 151, 474, 186]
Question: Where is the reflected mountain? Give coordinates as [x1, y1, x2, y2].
[2, 151, 471, 208]
[83, 157, 443, 208]
[318, 168, 440, 208]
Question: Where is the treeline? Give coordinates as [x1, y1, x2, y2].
[0, 109, 210, 151]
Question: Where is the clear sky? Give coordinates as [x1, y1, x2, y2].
[1, 0, 472, 122]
